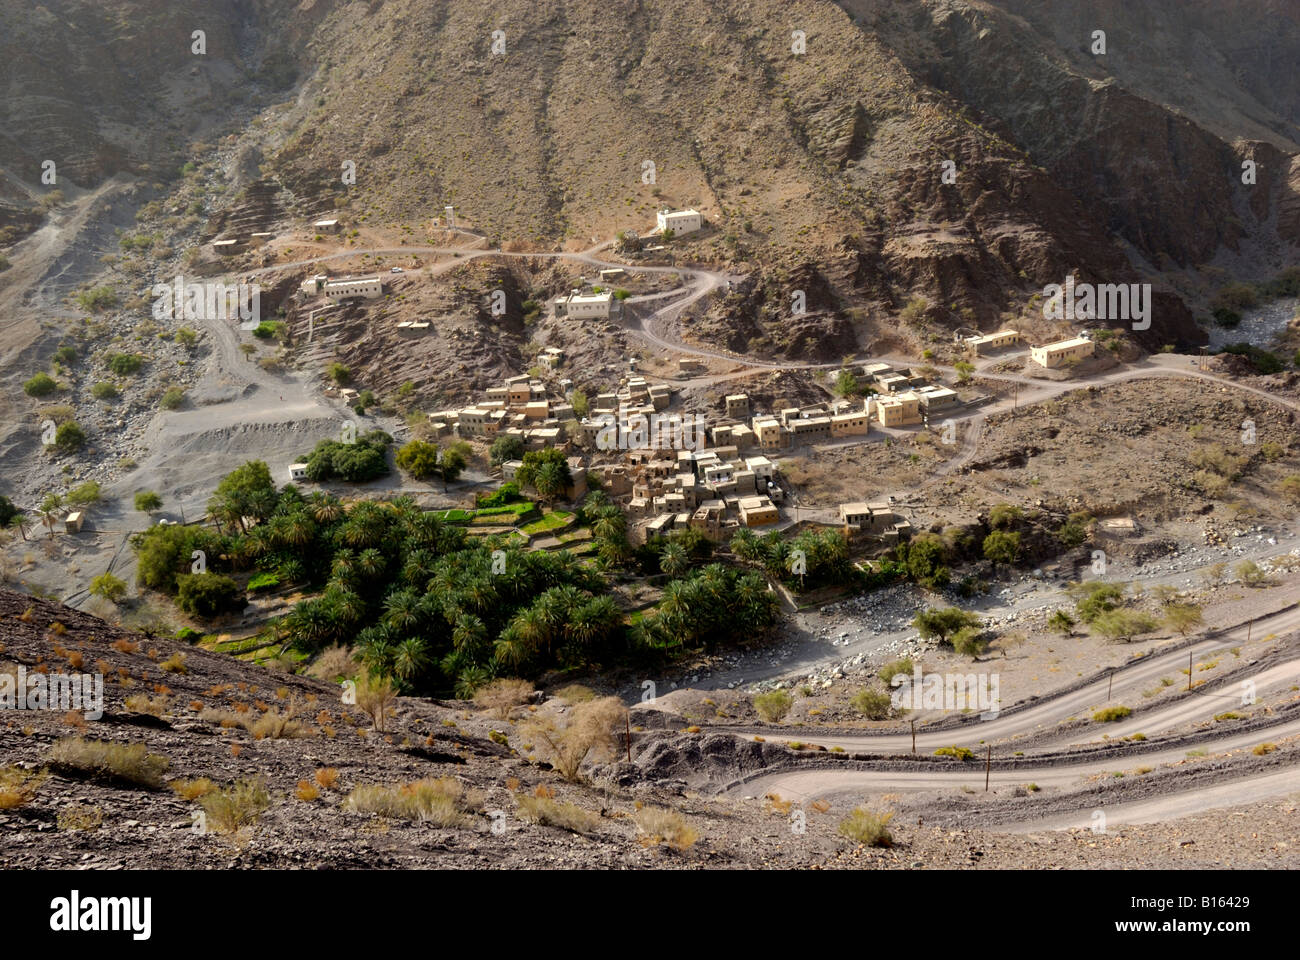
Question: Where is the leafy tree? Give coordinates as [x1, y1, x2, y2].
[90, 572, 128, 603]
[66, 482, 102, 507]
[1048, 609, 1075, 635]
[517, 449, 572, 502]
[982, 529, 1021, 568]
[396, 439, 441, 480]
[490, 434, 525, 466]
[106, 353, 143, 376]
[134, 491, 163, 513]
[898, 532, 949, 590]
[988, 504, 1022, 529]
[1164, 603, 1204, 636]
[912, 607, 981, 645]
[1092, 608, 1158, 642]
[570, 389, 589, 418]
[176, 572, 244, 618]
[303, 433, 391, 484]
[1071, 581, 1125, 623]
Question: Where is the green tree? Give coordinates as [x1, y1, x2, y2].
[66, 482, 102, 507]
[570, 389, 589, 418]
[489, 434, 524, 466]
[90, 572, 128, 603]
[1164, 603, 1204, 636]
[395, 439, 441, 480]
[912, 607, 981, 645]
[982, 529, 1021, 568]
[134, 491, 163, 513]
[39, 493, 63, 540]
[1048, 609, 1075, 635]
[176, 573, 244, 618]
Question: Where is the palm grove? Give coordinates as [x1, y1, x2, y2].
[130, 460, 782, 697]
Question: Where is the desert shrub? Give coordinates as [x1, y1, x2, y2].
[520, 696, 626, 782]
[852, 687, 892, 719]
[159, 387, 185, 410]
[912, 607, 981, 644]
[170, 778, 216, 801]
[66, 481, 102, 506]
[0, 766, 48, 809]
[354, 669, 397, 732]
[838, 807, 894, 847]
[1091, 609, 1158, 642]
[89, 573, 127, 603]
[24, 372, 57, 397]
[327, 362, 350, 384]
[134, 491, 163, 512]
[473, 677, 535, 720]
[753, 689, 793, 723]
[124, 693, 169, 717]
[53, 422, 86, 451]
[933, 746, 974, 761]
[76, 286, 118, 312]
[554, 684, 597, 704]
[878, 657, 914, 687]
[1092, 706, 1132, 723]
[343, 777, 478, 826]
[315, 768, 340, 790]
[201, 778, 270, 833]
[249, 705, 308, 740]
[305, 645, 356, 683]
[1071, 582, 1125, 623]
[634, 806, 699, 851]
[175, 573, 244, 618]
[105, 352, 143, 376]
[516, 793, 601, 833]
[49, 738, 168, 788]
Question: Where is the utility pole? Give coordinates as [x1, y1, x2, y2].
[1108, 669, 1113, 701]
[911, 719, 916, 755]
[984, 745, 991, 791]
[625, 713, 631, 763]
[1188, 650, 1194, 691]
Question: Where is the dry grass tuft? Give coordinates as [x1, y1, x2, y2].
[49, 737, 168, 788]
[343, 777, 480, 827]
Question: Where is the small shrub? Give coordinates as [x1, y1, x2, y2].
[201, 778, 270, 833]
[852, 687, 892, 720]
[24, 373, 58, 397]
[516, 793, 601, 833]
[343, 777, 478, 826]
[838, 807, 894, 847]
[753, 689, 793, 723]
[473, 677, 535, 720]
[1253, 742, 1276, 756]
[0, 766, 47, 809]
[934, 746, 974, 761]
[170, 778, 216, 801]
[634, 806, 699, 851]
[314, 767, 340, 791]
[1092, 706, 1132, 723]
[49, 737, 168, 788]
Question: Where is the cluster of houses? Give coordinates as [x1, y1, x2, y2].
[426, 374, 577, 452]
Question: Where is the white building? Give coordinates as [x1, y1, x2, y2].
[324, 276, 384, 300]
[314, 219, 341, 234]
[561, 290, 613, 320]
[657, 209, 703, 235]
[288, 463, 309, 482]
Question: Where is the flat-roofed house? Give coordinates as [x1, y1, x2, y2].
[64, 512, 84, 534]
[561, 291, 613, 320]
[738, 496, 779, 527]
[830, 409, 870, 438]
[288, 463, 309, 483]
[457, 407, 501, 437]
[964, 329, 1021, 355]
[656, 208, 703, 235]
[753, 418, 784, 452]
[725, 394, 750, 419]
[1031, 336, 1095, 368]
[917, 385, 958, 414]
[314, 219, 341, 234]
[324, 276, 383, 300]
[876, 391, 921, 427]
